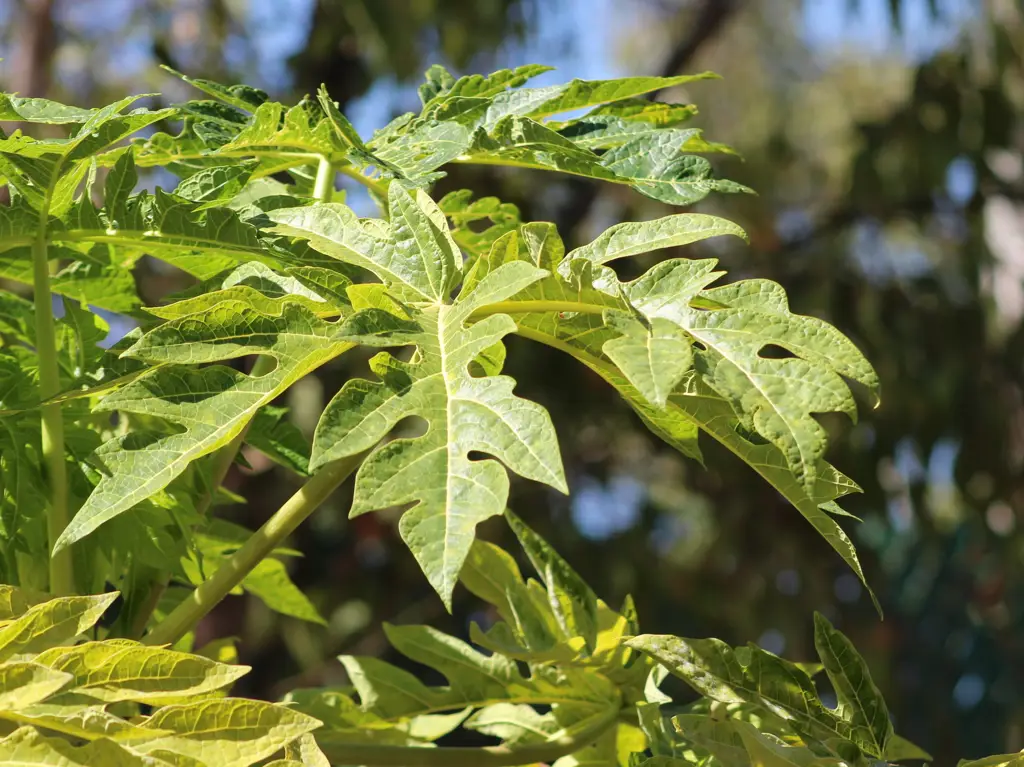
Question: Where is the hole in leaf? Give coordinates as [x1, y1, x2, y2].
[248, 354, 278, 376]
[815, 673, 839, 711]
[392, 415, 428, 440]
[467, 450, 489, 462]
[758, 344, 796, 359]
[692, 340, 707, 352]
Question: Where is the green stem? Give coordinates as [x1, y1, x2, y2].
[321, 704, 620, 766]
[467, 299, 609, 322]
[338, 164, 389, 201]
[142, 453, 364, 647]
[35, 218, 74, 596]
[313, 155, 335, 203]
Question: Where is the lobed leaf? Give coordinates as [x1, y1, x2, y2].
[271, 189, 567, 606]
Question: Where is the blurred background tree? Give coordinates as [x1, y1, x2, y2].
[2, 0, 1022, 762]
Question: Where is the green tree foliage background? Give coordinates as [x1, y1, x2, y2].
[2, 0, 1020, 761]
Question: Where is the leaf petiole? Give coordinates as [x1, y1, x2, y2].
[142, 451, 365, 647]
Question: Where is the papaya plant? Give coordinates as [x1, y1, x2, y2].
[0, 62, 958, 765]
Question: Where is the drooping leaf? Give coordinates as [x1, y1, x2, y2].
[466, 212, 877, 600]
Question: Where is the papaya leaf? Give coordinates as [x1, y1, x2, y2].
[468, 212, 876, 604]
[30, 640, 249, 704]
[269, 186, 566, 606]
[132, 698, 321, 766]
[0, 663, 71, 709]
[505, 510, 599, 652]
[56, 300, 352, 550]
[627, 626, 908, 762]
[812, 613, 892, 758]
[0, 95, 96, 124]
[0, 727, 170, 767]
[0, 594, 117, 661]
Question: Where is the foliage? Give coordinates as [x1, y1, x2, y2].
[0, 584, 319, 765]
[0, 61, 961, 765]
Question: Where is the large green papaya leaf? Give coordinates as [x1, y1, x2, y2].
[458, 211, 876, 607]
[565, 217, 878, 494]
[268, 184, 566, 606]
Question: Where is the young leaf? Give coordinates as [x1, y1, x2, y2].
[626, 630, 901, 761]
[161, 66, 269, 113]
[338, 622, 618, 720]
[439, 190, 522, 263]
[812, 613, 892, 757]
[505, 510, 599, 651]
